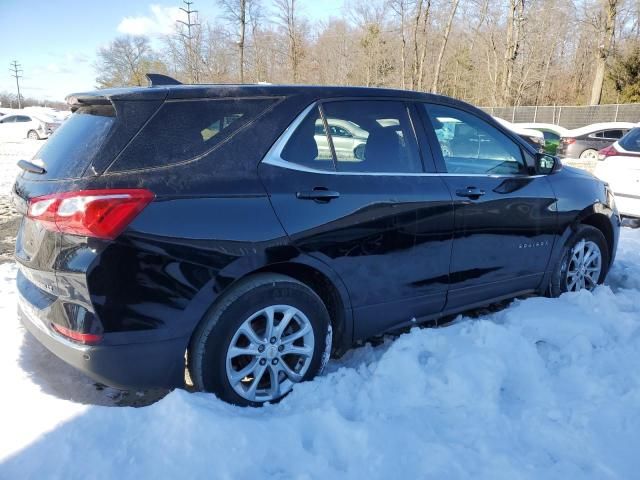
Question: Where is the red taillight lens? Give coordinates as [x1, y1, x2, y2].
[598, 145, 618, 160]
[51, 323, 102, 344]
[561, 137, 576, 145]
[27, 189, 154, 239]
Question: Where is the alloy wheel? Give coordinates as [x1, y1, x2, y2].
[225, 305, 315, 403]
[566, 239, 602, 292]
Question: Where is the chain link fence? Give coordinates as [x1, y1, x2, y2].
[481, 103, 640, 129]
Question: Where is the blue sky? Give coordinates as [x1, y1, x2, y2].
[0, 0, 346, 102]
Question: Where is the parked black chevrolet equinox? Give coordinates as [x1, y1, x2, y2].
[13, 74, 620, 406]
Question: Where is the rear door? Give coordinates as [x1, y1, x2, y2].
[259, 100, 454, 340]
[418, 102, 558, 309]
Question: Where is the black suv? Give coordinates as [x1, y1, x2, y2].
[14, 76, 620, 406]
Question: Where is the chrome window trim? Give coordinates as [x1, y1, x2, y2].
[261, 101, 543, 179]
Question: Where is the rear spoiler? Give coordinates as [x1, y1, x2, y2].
[66, 73, 175, 111]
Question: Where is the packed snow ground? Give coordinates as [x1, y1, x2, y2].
[1, 141, 640, 479]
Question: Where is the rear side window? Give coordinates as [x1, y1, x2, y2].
[619, 128, 640, 152]
[114, 98, 277, 171]
[30, 105, 115, 179]
[321, 101, 423, 173]
[281, 106, 334, 170]
[543, 131, 559, 141]
[424, 104, 526, 175]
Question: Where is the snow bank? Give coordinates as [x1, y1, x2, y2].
[0, 140, 40, 196]
[0, 228, 639, 478]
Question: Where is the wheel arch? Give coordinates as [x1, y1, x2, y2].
[184, 254, 354, 358]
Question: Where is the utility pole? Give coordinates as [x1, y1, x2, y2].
[9, 60, 23, 109]
[177, 1, 200, 83]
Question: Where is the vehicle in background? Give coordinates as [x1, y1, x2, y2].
[594, 127, 640, 218]
[314, 118, 368, 161]
[556, 122, 636, 160]
[0, 113, 60, 140]
[516, 123, 569, 155]
[493, 117, 546, 152]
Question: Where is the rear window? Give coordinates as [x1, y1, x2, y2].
[112, 98, 277, 171]
[619, 128, 640, 152]
[30, 105, 115, 179]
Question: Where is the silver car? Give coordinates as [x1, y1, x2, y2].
[315, 119, 368, 161]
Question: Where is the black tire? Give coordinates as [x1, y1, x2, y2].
[27, 130, 40, 140]
[548, 224, 610, 297]
[188, 273, 332, 406]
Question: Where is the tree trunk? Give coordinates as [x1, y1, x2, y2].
[590, 0, 618, 105]
[431, 0, 460, 93]
[239, 0, 246, 83]
[500, 0, 525, 106]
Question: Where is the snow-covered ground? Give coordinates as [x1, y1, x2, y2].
[1, 140, 640, 479]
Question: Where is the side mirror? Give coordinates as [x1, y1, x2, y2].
[536, 153, 560, 174]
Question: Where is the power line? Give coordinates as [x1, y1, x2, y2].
[9, 60, 23, 109]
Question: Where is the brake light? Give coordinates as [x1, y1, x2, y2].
[598, 145, 618, 160]
[561, 137, 576, 144]
[27, 189, 154, 239]
[51, 323, 102, 344]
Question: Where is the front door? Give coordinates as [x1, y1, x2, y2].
[259, 100, 454, 340]
[418, 103, 558, 309]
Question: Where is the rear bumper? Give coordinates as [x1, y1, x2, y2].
[18, 296, 187, 391]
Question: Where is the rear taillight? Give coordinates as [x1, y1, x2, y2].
[27, 189, 154, 240]
[561, 137, 576, 145]
[598, 145, 618, 160]
[51, 323, 102, 344]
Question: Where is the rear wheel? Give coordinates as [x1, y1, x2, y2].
[27, 130, 40, 140]
[188, 273, 332, 406]
[354, 144, 365, 160]
[579, 149, 598, 160]
[549, 225, 609, 296]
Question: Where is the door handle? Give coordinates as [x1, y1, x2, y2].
[455, 187, 486, 199]
[296, 188, 340, 202]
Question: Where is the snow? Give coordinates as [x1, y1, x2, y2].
[1, 141, 640, 478]
[0, 140, 40, 195]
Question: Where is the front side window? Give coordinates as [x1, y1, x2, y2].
[424, 104, 526, 175]
[16, 116, 31, 122]
[321, 100, 423, 173]
[603, 129, 624, 140]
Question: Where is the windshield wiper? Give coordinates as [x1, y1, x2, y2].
[17, 160, 46, 175]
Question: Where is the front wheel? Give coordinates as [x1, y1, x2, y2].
[549, 225, 609, 296]
[188, 273, 332, 406]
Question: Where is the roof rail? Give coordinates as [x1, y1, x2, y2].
[146, 73, 182, 87]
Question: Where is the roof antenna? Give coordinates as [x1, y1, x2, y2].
[146, 73, 182, 87]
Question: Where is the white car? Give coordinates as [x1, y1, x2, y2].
[493, 117, 546, 152]
[594, 127, 640, 218]
[0, 113, 59, 141]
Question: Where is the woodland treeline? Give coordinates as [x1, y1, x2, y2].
[95, 0, 640, 107]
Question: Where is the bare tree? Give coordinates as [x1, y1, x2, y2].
[431, 0, 460, 93]
[95, 36, 164, 87]
[274, 0, 303, 82]
[219, 0, 260, 83]
[500, 0, 526, 105]
[590, 0, 619, 105]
